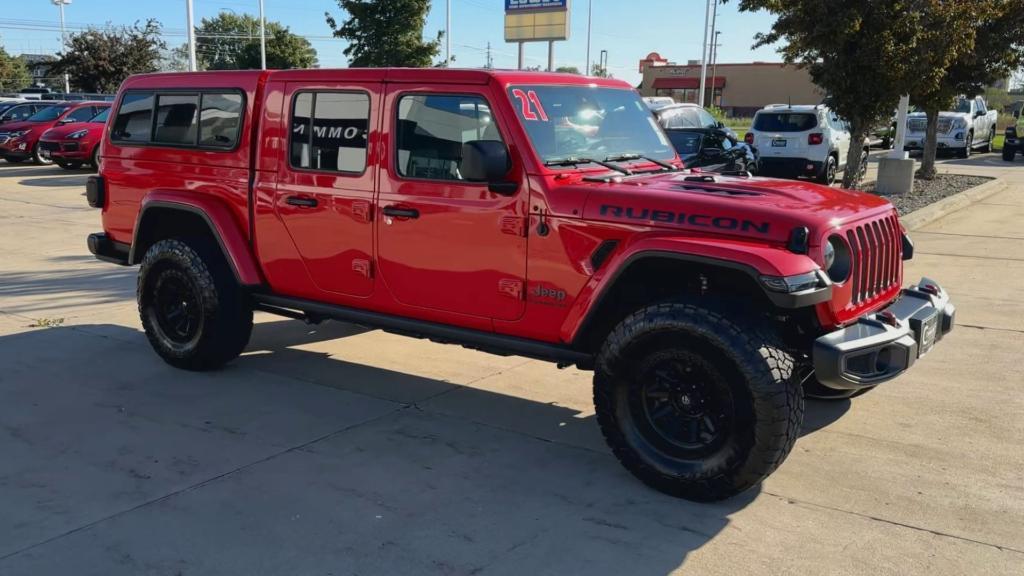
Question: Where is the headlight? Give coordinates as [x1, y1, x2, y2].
[67, 129, 89, 139]
[824, 235, 852, 283]
[9, 130, 26, 139]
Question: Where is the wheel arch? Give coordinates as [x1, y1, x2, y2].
[130, 192, 263, 287]
[566, 243, 828, 353]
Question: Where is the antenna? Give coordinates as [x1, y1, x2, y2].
[788, 95, 792, 108]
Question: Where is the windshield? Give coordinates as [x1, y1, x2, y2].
[952, 98, 972, 113]
[27, 105, 70, 122]
[509, 85, 674, 165]
[753, 112, 818, 132]
[90, 108, 111, 123]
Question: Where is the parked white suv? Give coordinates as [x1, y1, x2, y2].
[746, 104, 866, 185]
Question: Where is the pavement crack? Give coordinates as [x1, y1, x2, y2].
[762, 491, 1024, 555]
[958, 323, 1024, 334]
[0, 404, 410, 564]
[912, 231, 1024, 241]
[915, 251, 1024, 262]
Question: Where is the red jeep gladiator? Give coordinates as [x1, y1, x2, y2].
[86, 69, 954, 501]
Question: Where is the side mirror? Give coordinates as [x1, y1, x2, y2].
[461, 140, 517, 195]
[716, 121, 725, 129]
[974, 110, 984, 118]
[58, 118, 75, 125]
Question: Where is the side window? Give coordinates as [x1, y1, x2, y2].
[154, 94, 199, 146]
[64, 107, 97, 123]
[697, 108, 718, 129]
[396, 94, 502, 181]
[199, 93, 243, 148]
[289, 91, 369, 173]
[111, 92, 154, 143]
[976, 98, 986, 114]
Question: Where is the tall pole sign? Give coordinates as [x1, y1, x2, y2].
[504, 0, 570, 71]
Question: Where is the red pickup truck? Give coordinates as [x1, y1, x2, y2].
[86, 69, 954, 501]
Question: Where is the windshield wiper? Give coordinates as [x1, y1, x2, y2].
[604, 153, 678, 171]
[544, 156, 632, 176]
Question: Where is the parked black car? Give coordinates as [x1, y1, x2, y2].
[647, 103, 758, 173]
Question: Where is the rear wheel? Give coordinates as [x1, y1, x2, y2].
[593, 302, 803, 501]
[138, 238, 253, 371]
[818, 155, 837, 185]
[90, 146, 100, 171]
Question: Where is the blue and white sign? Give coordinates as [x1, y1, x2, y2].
[505, 0, 568, 12]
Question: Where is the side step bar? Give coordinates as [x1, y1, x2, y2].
[251, 293, 593, 367]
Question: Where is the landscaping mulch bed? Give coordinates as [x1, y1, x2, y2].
[863, 174, 993, 215]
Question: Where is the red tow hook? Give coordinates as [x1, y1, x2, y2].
[877, 310, 900, 327]
[920, 283, 941, 296]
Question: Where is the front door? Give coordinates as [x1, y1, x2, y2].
[274, 83, 379, 297]
[377, 88, 528, 321]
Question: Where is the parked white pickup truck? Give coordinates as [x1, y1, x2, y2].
[904, 96, 999, 158]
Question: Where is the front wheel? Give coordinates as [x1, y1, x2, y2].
[957, 133, 972, 159]
[32, 143, 53, 165]
[138, 238, 253, 371]
[593, 303, 803, 501]
[1004, 146, 1017, 162]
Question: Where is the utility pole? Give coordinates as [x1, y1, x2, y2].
[599, 49, 608, 77]
[710, 31, 721, 107]
[258, 0, 267, 69]
[707, 0, 719, 107]
[486, 42, 493, 69]
[445, 0, 452, 67]
[585, 0, 592, 76]
[186, 0, 197, 72]
[699, 0, 711, 107]
[52, 0, 71, 93]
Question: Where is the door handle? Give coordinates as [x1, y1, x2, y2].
[382, 206, 420, 219]
[286, 196, 318, 208]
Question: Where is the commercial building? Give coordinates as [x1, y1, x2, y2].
[638, 56, 824, 117]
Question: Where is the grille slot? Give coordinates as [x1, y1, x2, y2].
[845, 215, 902, 305]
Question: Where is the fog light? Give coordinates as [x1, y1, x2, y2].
[955, 131, 964, 140]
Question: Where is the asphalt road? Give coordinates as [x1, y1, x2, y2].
[0, 155, 1022, 575]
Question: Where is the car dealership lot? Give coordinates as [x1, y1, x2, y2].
[0, 158, 1022, 574]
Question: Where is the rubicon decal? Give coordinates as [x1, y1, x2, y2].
[599, 204, 771, 235]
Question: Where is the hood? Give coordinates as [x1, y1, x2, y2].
[42, 121, 100, 140]
[578, 172, 894, 246]
[0, 120, 47, 134]
[907, 111, 967, 119]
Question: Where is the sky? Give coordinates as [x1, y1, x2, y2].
[1, 0, 781, 85]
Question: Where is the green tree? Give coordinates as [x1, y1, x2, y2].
[51, 20, 165, 93]
[590, 62, 610, 78]
[556, 66, 580, 74]
[196, 12, 317, 70]
[914, 2, 1024, 178]
[729, 0, 957, 188]
[325, 0, 441, 67]
[0, 43, 31, 91]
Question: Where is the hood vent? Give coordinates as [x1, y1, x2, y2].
[672, 184, 763, 197]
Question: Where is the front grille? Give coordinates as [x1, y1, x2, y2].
[63, 142, 79, 151]
[845, 214, 902, 305]
[907, 118, 954, 133]
[40, 141, 59, 152]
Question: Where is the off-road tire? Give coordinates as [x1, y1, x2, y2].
[801, 375, 876, 400]
[32, 143, 53, 165]
[818, 155, 837, 185]
[138, 238, 253, 371]
[57, 160, 83, 170]
[593, 302, 804, 501]
[1003, 146, 1016, 162]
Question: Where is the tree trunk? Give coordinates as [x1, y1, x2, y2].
[917, 107, 940, 180]
[841, 122, 868, 189]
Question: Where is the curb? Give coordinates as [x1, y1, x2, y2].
[900, 178, 1008, 231]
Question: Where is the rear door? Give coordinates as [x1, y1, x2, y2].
[753, 110, 814, 158]
[376, 86, 528, 321]
[273, 83, 380, 297]
[828, 113, 851, 167]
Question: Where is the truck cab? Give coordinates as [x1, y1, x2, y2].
[86, 69, 955, 502]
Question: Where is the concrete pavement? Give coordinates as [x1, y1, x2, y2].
[0, 155, 1022, 575]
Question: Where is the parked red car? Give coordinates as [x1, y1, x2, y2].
[39, 107, 110, 170]
[0, 101, 109, 165]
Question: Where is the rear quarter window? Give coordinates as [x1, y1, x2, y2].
[112, 92, 154, 143]
[753, 112, 818, 132]
[111, 90, 243, 148]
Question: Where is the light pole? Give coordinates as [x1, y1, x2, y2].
[585, 0, 592, 75]
[52, 0, 71, 93]
[258, 0, 267, 69]
[186, 0, 197, 71]
[710, 31, 721, 107]
[699, 0, 711, 107]
[599, 49, 608, 77]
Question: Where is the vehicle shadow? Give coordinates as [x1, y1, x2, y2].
[0, 255, 136, 315]
[0, 321, 765, 574]
[18, 173, 90, 187]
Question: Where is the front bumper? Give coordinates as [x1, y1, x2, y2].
[39, 140, 88, 160]
[813, 277, 955, 390]
[903, 133, 966, 151]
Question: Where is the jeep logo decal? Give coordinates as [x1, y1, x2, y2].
[530, 284, 567, 305]
[599, 204, 770, 235]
